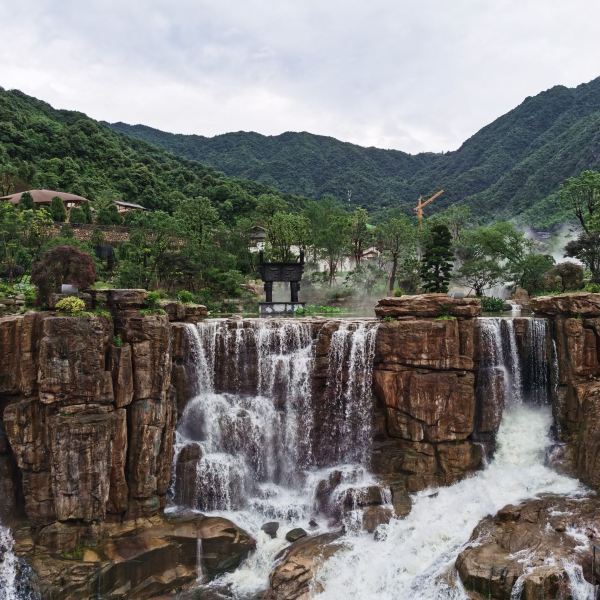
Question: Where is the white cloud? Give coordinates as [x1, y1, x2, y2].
[0, 0, 599, 152]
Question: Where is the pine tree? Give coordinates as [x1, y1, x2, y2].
[18, 191, 34, 210]
[420, 223, 454, 292]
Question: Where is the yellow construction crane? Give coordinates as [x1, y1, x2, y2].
[414, 189, 444, 228]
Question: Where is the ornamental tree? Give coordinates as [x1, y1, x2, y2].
[420, 223, 453, 293]
[31, 245, 96, 307]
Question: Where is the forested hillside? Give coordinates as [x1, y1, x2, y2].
[0, 87, 301, 213]
[111, 77, 600, 228]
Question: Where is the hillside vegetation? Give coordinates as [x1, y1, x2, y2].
[111, 77, 600, 228]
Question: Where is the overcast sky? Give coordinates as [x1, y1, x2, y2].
[1, 0, 599, 153]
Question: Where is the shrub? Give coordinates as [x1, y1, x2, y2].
[69, 207, 86, 224]
[585, 282, 600, 293]
[55, 296, 86, 314]
[50, 196, 67, 222]
[481, 296, 505, 313]
[31, 246, 97, 307]
[393, 287, 403, 297]
[146, 291, 162, 308]
[23, 287, 36, 307]
[176, 290, 195, 304]
[113, 335, 123, 347]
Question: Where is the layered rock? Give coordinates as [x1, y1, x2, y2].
[372, 295, 483, 493]
[532, 293, 600, 490]
[456, 496, 600, 599]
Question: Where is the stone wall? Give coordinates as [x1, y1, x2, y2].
[371, 294, 484, 497]
[531, 292, 600, 490]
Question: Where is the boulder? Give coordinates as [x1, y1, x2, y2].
[361, 505, 393, 533]
[265, 532, 343, 600]
[375, 294, 481, 319]
[285, 528, 307, 543]
[184, 303, 209, 322]
[261, 522, 279, 539]
[456, 496, 600, 599]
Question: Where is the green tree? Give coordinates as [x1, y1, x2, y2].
[50, 196, 67, 222]
[565, 233, 600, 283]
[69, 206, 86, 224]
[97, 203, 123, 225]
[349, 208, 371, 265]
[560, 170, 600, 234]
[266, 212, 309, 262]
[457, 257, 505, 296]
[515, 253, 555, 294]
[420, 223, 453, 292]
[18, 191, 34, 210]
[432, 204, 472, 241]
[378, 211, 415, 293]
[81, 201, 93, 224]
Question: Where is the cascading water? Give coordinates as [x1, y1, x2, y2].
[0, 525, 18, 600]
[172, 318, 382, 596]
[313, 317, 588, 599]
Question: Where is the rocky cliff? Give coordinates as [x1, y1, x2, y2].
[372, 295, 484, 497]
[532, 292, 600, 491]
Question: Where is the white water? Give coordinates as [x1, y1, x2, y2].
[0, 525, 19, 600]
[314, 404, 584, 599]
[174, 318, 382, 596]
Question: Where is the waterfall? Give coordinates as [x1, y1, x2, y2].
[320, 322, 378, 464]
[173, 318, 381, 596]
[0, 525, 18, 600]
[174, 319, 379, 513]
[314, 404, 584, 599]
[313, 317, 585, 599]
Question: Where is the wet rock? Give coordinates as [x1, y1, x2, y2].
[265, 532, 343, 600]
[456, 495, 600, 599]
[174, 443, 202, 507]
[375, 294, 481, 319]
[285, 527, 307, 543]
[339, 485, 386, 510]
[361, 505, 393, 533]
[261, 522, 279, 538]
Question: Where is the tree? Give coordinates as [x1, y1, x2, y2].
[432, 204, 472, 241]
[266, 212, 309, 262]
[565, 233, 600, 283]
[516, 253, 555, 294]
[378, 212, 415, 293]
[420, 223, 453, 293]
[69, 207, 86, 224]
[50, 196, 67, 222]
[349, 208, 371, 266]
[31, 245, 96, 306]
[97, 203, 123, 225]
[548, 260, 583, 292]
[18, 191, 34, 210]
[81, 201, 93, 224]
[457, 257, 505, 296]
[560, 170, 600, 234]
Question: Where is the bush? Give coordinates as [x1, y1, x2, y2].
[585, 282, 600, 293]
[146, 290, 161, 308]
[24, 287, 36, 307]
[55, 296, 85, 314]
[176, 290, 195, 304]
[50, 196, 67, 222]
[69, 207, 86, 224]
[481, 296, 505, 313]
[393, 287, 403, 297]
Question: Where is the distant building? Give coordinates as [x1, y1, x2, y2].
[113, 200, 147, 213]
[248, 225, 268, 252]
[0, 189, 89, 208]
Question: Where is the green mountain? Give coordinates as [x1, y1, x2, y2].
[0, 87, 298, 213]
[110, 77, 600, 227]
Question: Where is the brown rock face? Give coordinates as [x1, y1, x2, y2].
[372, 309, 482, 493]
[456, 496, 600, 599]
[375, 294, 481, 319]
[533, 294, 600, 492]
[265, 532, 343, 600]
[531, 292, 600, 317]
